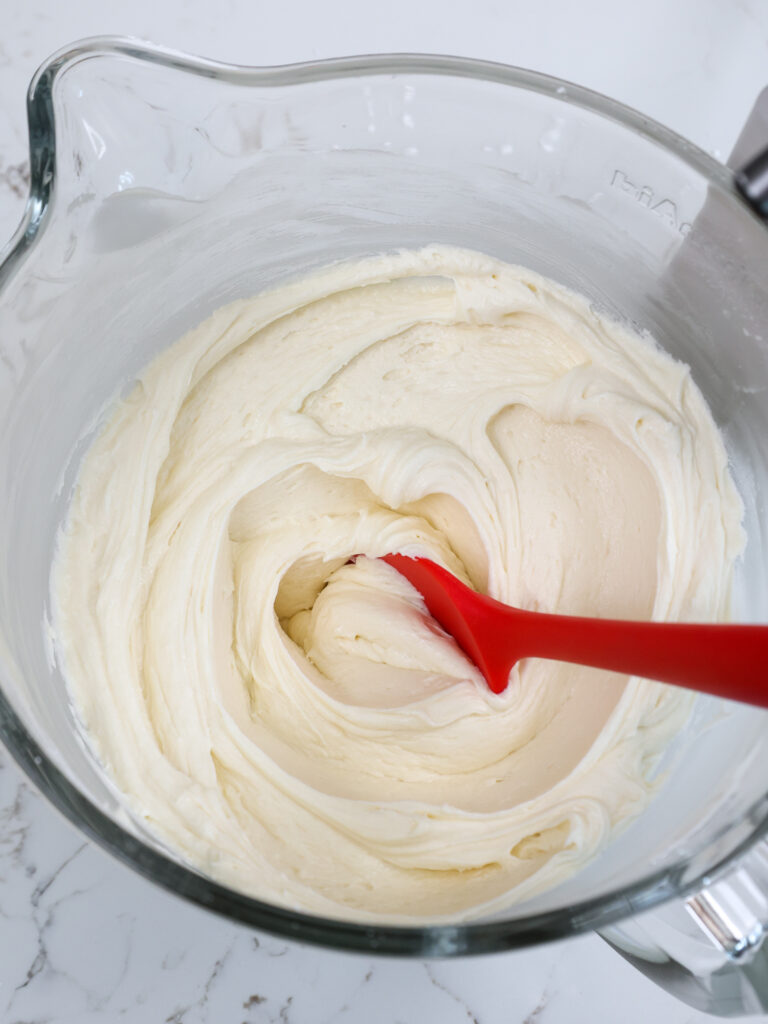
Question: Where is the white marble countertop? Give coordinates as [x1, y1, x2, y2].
[1, 1, 767, 1021]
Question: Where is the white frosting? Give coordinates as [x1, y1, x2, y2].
[52, 247, 744, 921]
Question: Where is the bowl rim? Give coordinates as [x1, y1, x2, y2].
[1, 35, 766, 956]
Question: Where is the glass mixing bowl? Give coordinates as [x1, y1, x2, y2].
[0, 37, 767, 1013]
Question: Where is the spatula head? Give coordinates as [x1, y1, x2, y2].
[381, 554, 515, 693]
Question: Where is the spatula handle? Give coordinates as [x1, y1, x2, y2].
[514, 610, 768, 707]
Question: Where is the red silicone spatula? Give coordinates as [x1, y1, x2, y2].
[381, 554, 768, 707]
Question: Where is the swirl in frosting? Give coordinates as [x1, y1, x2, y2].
[53, 247, 744, 921]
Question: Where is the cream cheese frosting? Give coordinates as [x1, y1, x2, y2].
[52, 246, 744, 921]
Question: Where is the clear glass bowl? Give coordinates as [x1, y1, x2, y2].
[0, 38, 767, 961]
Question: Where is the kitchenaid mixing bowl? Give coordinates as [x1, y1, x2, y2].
[0, 37, 767, 1013]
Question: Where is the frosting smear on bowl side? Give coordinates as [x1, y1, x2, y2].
[52, 247, 744, 921]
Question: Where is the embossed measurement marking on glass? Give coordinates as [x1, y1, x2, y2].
[611, 169, 692, 235]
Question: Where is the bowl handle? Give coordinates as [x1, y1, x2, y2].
[735, 146, 768, 219]
[598, 839, 768, 1017]
[731, 85, 768, 220]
